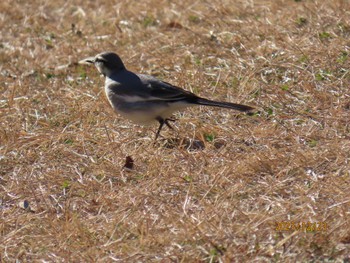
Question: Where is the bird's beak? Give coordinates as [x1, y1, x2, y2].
[78, 56, 95, 65]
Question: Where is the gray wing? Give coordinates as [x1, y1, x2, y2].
[137, 74, 197, 101]
[107, 71, 254, 112]
[108, 71, 198, 102]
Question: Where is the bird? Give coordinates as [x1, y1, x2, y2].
[79, 52, 254, 140]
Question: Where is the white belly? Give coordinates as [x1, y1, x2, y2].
[105, 89, 190, 124]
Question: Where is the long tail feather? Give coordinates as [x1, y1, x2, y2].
[196, 98, 254, 112]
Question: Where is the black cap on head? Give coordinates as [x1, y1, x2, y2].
[95, 52, 126, 71]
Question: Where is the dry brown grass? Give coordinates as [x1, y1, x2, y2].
[1, 0, 350, 261]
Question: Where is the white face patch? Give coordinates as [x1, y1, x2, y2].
[95, 61, 104, 75]
[94, 58, 115, 77]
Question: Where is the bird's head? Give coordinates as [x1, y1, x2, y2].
[79, 52, 126, 77]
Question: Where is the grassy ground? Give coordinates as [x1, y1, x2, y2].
[1, 0, 350, 261]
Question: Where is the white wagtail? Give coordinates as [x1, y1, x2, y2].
[80, 52, 254, 139]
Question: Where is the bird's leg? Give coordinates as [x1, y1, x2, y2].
[164, 118, 175, 130]
[155, 117, 165, 140]
[155, 117, 177, 140]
